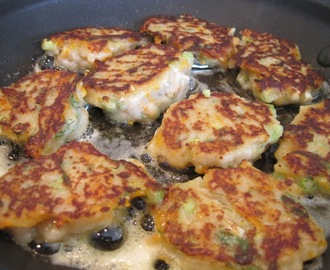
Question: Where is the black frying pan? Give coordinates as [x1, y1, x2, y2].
[0, 0, 329, 269]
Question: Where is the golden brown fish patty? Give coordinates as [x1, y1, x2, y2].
[274, 99, 330, 196]
[79, 44, 193, 124]
[42, 27, 146, 71]
[232, 29, 325, 105]
[140, 14, 238, 69]
[0, 70, 88, 157]
[147, 91, 283, 174]
[152, 161, 327, 270]
[0, 140, 163, 243]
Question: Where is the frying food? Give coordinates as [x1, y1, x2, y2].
[274, 99, 330, 196]
[0, 12, 329, 270]
[0, 69, 88, 157]
[79, 44, 194, 125]
[0, 140, 163, 244]
[232, 29, 325, 105]
[152, 161, 327, 270]
[147, 91, 283, 174]
[140, 14, 239, 69]
[42, 27, 146, 71]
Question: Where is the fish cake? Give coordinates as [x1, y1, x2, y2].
[79, 44, 194, 125]
[42, 27, 146, 71]
[0, 70, 88, 157]
[274, 99, 330, 196]
[233, 29, 325, 106]
[152, 161, 327, 270]
[140, 14, 239, 69]
[147, 91, 283, 174]
[0, 140, 163, 243]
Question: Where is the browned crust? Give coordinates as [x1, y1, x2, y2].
[160, 185, 257, 265]
[0, 70, 81, 157]
[140, 14, 237, 67]
[46, 27, 142, 53]
[277, 99, 330, 180]
[207, 167, 317, 264]
[247, 58, 323, 95]
[285, 99, 330, 145]
[161, 92, 273, 151]
[81, 44, 180, 94]
[233, 29, 325, 95]
[283, 151, 329, 180]
[235, 29, 301, 63]
[0, 140, 160, 228]
[154, 164, 323, 268]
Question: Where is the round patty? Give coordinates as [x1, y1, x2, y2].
[147, 91, 283, 173]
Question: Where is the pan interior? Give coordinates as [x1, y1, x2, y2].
[0, 0, 330, 269]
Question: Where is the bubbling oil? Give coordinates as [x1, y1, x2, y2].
[50, 211, 179, 270]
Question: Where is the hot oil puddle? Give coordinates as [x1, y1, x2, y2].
[49, 211, 176, 270]
[0, 139, 26, 177]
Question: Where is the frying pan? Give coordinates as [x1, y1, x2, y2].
[0, 0, 329, 269]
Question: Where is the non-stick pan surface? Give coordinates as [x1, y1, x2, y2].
[0, 0, 329, 269]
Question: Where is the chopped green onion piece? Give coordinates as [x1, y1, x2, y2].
[202, 89, 211, 98]
[42, 39, 56, 51]
[298, 176, 319, 194]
